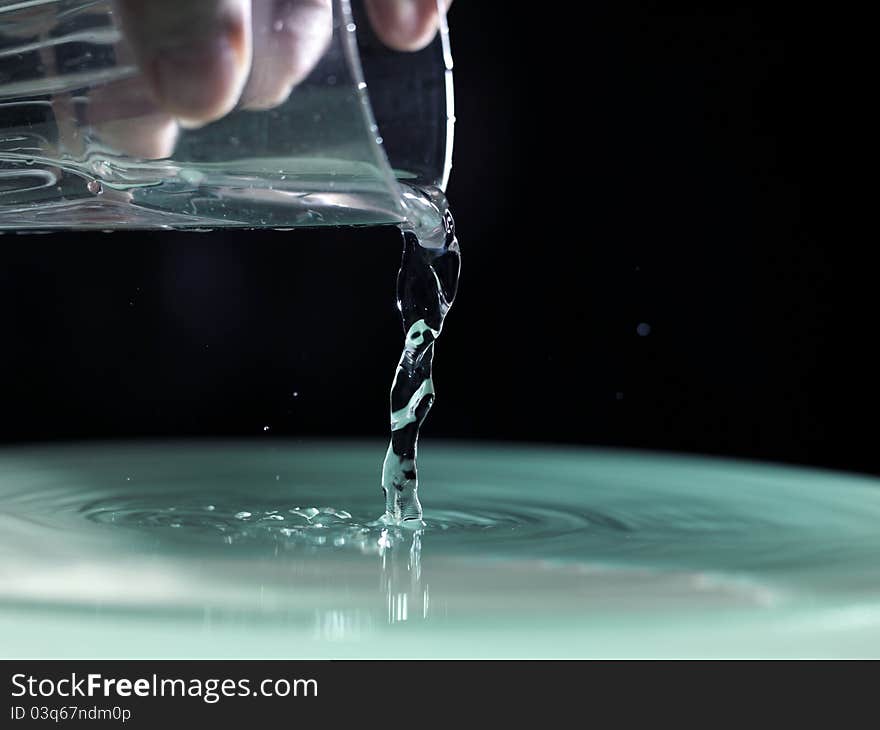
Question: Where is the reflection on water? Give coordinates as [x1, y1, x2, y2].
[380, 529, 427, 625]
[3, 441, 880, 657]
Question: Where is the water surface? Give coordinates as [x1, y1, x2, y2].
[2, 441, 880, 658]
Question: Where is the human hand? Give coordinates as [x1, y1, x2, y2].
[91, 0, 450, 158]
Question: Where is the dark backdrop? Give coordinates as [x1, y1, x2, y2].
[0, 3, 867, 473]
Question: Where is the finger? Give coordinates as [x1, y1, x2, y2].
[88, 78, 180, 160]
[113, 0, 253, 128]
[86, 37, 179, 160]
[364, 0, 451, 52]
[241, 0, 332, 110]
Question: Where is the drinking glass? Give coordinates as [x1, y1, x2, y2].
[0, 0, 454, 230]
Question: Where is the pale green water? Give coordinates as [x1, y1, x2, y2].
[2, 441, 880, 658]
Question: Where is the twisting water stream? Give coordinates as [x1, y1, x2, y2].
[382, 186, 460, 524]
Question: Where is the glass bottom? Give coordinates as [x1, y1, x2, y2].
[0, 156, 405, 230]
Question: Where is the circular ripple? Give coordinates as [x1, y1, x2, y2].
[78, 495, 603, 552]
[5, 440, 880, 579]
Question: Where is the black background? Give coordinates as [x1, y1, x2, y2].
[0, 3, 868, 473]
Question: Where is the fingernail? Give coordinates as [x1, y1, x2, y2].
[366, 0, 438, 51]
[387, 0, 425, 38]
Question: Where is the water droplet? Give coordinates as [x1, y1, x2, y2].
[273, 19, 284, 31]
[205, 505, 215, 511]
[263, 425, 270, 432]
[346, 22, 356, 32]
[234, 511, 252, 520]
[87, 180, 102, 195]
